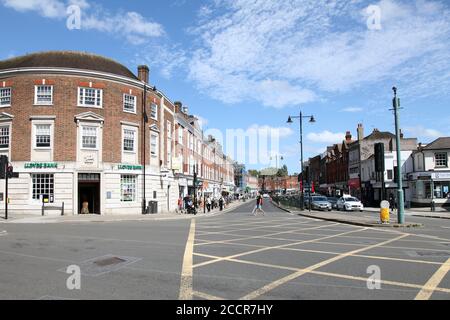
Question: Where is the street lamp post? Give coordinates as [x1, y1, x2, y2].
[287, 111, 315, 210]
[391, 87, 405, 224]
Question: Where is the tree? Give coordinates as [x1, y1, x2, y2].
[276, 165, 288, 177]
[247, 169, 260, 177]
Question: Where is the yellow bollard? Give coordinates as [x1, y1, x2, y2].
[380, 200, 390, 224]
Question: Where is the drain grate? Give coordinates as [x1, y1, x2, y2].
[94, 256, 126, 267]
[58, 254, 141, 277]
[406, 250, 450, 258]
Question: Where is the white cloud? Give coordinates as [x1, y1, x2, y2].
[2, 0, 66, 18]
[194, 115, 208, 129]
[1, 0, 164, 44]
[404, 126, 443, 140]
[247, 124, 293, 138]
[307, 131, 346, 144]
[186, 0, 450, 107]
[341, 107, 363, 113]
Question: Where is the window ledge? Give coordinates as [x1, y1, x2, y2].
[78, 104, 103, 108]
[33, 104, 54, 107]
[0, 105, 11, 108]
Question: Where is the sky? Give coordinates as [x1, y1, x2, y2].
[1, 0, 449, 174]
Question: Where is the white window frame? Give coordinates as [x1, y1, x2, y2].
[120, 174, 137, 202]
[167, 137, 172, 166]
[178, 126, 183, 145]
[435, 152, 448, 168]
[78, 87, 103, 108]
[0, 87, 11, 107]
[34, 123, 52, 149]
[150, 132, 159, 158]
[0, 125, 10, 149]
[123, 94, 136, 114]
[122, 128, 136, 153]
[150, 103, 158, 120]
[81, 125, 98, 150]
[34, 85, 53, 105]
[31, 173, 54, 202]
[167, 120, 172, 139]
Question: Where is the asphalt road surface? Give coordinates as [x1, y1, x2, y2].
[1, 200, 449, 300]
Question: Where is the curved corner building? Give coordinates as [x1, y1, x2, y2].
[0, 51, 179, 215]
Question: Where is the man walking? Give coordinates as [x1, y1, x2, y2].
[252, 193, 265, 216]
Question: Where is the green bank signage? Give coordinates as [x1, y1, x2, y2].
[24, 162, 58, 169]
[118, 164, 143, 170]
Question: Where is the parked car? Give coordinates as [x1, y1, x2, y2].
[306, 196, 332, 211]
[327, 197, 338, 209]
[262, 193, 270, 198]
[336, 196, 364, 212]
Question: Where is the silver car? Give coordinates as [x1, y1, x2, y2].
[308, 196, 332, 211]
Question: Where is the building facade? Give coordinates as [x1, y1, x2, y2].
[408, 138, 450, 207]
[0, 51, 236, 215]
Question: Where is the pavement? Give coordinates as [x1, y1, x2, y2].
[364, 207, 450, 220]
[0, 200, 248, 224]
[1, 200, 449, 300]
[272, 202, 423, 228]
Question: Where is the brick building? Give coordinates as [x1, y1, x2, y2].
[0, 51, 234, 215]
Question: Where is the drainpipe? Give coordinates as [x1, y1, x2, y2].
[142, 84, 147, 214]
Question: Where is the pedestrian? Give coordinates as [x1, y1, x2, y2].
[252, 193, 265, 216]
[219, 196, 224, 211]
[206, 196, 211, 212]
[389, 194, 396, 213]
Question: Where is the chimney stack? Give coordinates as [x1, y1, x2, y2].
[137, 65, 149, 83]
[357, 123, 364, 141]
[174, 101, 182, 113]
[345, 131, 352, 142]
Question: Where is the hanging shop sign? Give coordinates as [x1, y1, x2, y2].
[24, 162, 58, 169]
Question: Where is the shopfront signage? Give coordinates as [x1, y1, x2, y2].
[433, 172, 450, 180]
[118, 164, 143, 170]
[24, 162, 58, 169]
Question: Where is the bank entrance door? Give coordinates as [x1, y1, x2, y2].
[78, 173, 100, 214]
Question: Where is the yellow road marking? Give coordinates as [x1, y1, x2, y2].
[240, 233, 409, 300]
[179, 219, 196, 300]
[192, 253, 450, 295]
[193, 290, 225, 300]
[415, 258, 450, 300]
[195, 223, 340, 247]
[194, 227, 365, 268]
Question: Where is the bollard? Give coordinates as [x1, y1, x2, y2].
[380, 200, 390, 224]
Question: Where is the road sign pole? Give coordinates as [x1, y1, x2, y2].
[392, 87, 405, 224]
[5, 165, 8, 220]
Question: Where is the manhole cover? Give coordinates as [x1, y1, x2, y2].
[58, 254, 141, 277]
[94, 257, 126, 267]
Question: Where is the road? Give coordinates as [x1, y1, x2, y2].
[0, 200, 449, 300]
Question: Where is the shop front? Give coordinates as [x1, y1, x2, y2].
[410, 172, 450, 207]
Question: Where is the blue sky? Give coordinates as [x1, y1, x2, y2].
[1, 0, 449, 174]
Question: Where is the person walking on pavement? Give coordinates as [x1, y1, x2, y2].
[219, 196, 224, 211]
[206, 196, 211, 212]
